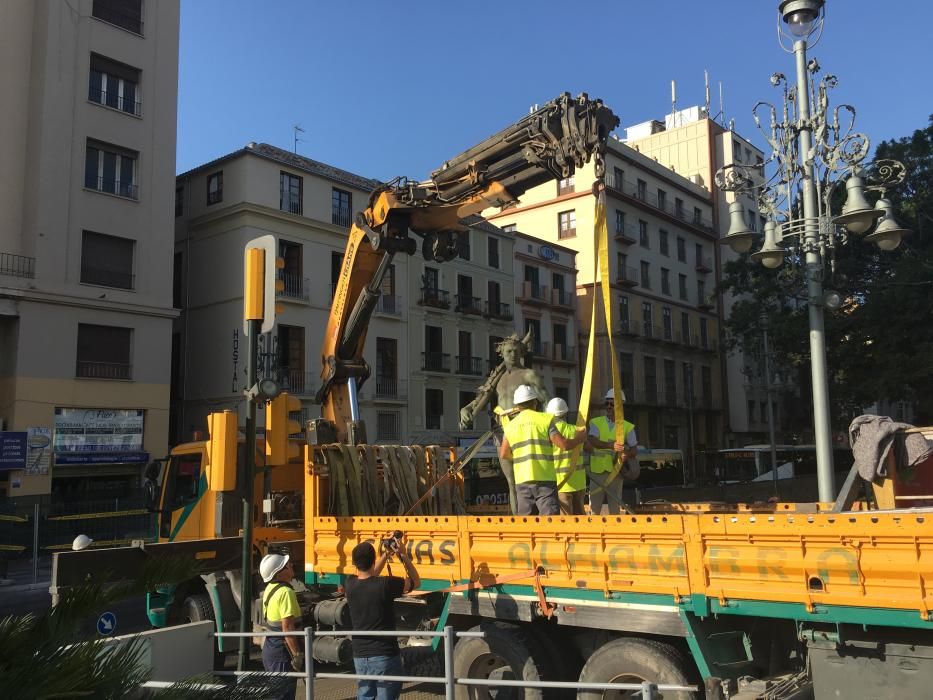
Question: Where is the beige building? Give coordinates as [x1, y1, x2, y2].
[174, 145, 519, 446]
[0, 0, 180, 499]
[485, 138, 724, 467]
[625, 107, 780, 446]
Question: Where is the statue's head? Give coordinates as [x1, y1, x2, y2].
[496, 334, 523, 366]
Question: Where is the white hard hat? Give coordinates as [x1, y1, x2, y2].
[545, 397, 569, 417]
[604, 388, 626, 402]
[72, 534, 93, 551]
[513, 385, 538, 405]
[260, 553, 290, 583]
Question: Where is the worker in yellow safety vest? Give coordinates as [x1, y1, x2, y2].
[500, 385, 587, 515]
[588, 388, 637, 515]
[546, 397, 587, 515]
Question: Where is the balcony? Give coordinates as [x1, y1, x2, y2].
[281, 369, 316, 396]
[700, 338, 719, 353]
[456, 355, 484, 376]
[698, 296, 715, 312]
[454, 293, 484, 315]
[662, 325, 674, 342]
[421, 352, 450, 373]
[277, 272, 309, 302]
[332, 207, 352, 228]
[86, 176, 138, 200]
[604, 172, 715, 232]
[76, 361, 132, 380]
[519, 281, 549, 305]
[644, 386, 659, 405]
[551, 344, 576, 364]
[281, 196, 302, 216]
[484, 300, 513, 321]
[664, 390, 678, 407]
[1, 252, 35, 279]
[614, 224, 637, 245]
[695, 257, 713, 274]
[418, 287, 451, 310]
[372, 377, 407, 401]
[376, 294, 402, 316]
[618, 319, 639, 337]
[617, 266, 638, 287]
[551, 288, 574, 308]
[531, 341, 549, 359]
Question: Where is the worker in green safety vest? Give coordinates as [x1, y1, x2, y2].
[588, 388, 637, 515]
[546, 397, 587, 515]
[499, 385, 587, 515]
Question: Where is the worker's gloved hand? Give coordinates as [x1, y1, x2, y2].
[290, 652, 305, 671]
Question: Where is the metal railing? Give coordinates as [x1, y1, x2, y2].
[332, 208, 352, 228]
[1, 252, 36, 278]
[454, 294, 483, 315]
[282, 369, 315, 395]
[75, 360, 132, 380]
[551, 288, 574, 307]
[551, 344, 575, 362]
[281, 197, 303, 216]
[88, 88, 142, 115]
[419, 287, 450, 309]
[373, 376, 406, 400]
[192, 627, 695, 700]
[695, 257, 713, 272]
[376, 295, 402, 316]
[278, 272, 310, 301]
[421, 352, 450, 372]
[604, 172, 715, 231]
[617, 266, 638, 285]
[85, 176, 138, 200]
[484, 300, 512, 320]
[520, 281, 548, 302]
[456, 355, 483, 375]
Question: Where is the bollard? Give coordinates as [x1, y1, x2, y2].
[304, 627, 314, 700]
[444, 625, 455, 700]
[32, 503, 39, 584]
[640, 680, 657, 699]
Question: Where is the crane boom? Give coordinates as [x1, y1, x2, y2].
[314, 93, 618, 444]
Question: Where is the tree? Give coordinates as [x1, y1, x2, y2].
[720, 115, 933, 431]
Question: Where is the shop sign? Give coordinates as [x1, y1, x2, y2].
[538, 244, 557, 261]
[457, 435, 497, 459]
[0, 432, 27, 470]
[53, 408, 147, 465]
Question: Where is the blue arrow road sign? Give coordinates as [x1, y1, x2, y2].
[97, 611, 117, 636]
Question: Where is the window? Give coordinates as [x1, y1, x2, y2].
[675, 198, 685, 219]
[734, 140, 743, 162]
[174, 184, 183, 217]
[613, 166, 625, 189]
[525, 318, 542, 354]
[681, 312, 690, 344]
[500, 224, 516, 233]
[701, 367, 712, 405]
[659, 230, 669, 256]
[331, 251, 344, 298]
[747, 209, 757, 231]
[657, 189, 667, 211]
[700, 318, 709, 348]
[85, 140, 138, 199]
[173, 252, 183, 309]
[639, 220, 649, 248]
[676, 236, 686, 262]
[81, 231, 134, 289]
[636, 179, 647, 201]
[558, 175, 575, 195]
[92, 0, 143, 35]
[664, 359, 676, 404]
[487, 237, 499, 269]
[642, 301, 653, 337]
[662, 307, 673, 340]
[376, 412, 400, 441]
[644, 357, 657, 403]
[640, 261, 651, 290]
[88, 54, 140, 115]
[207, 171, 223, 205]
[619, 296, 630, 329]
[425, 389, 444, 430]
[660, 268, 670, 296]
[558, 210, 576, 239]
[678, 273, 688, 301]
[280, 172, 302, 215]
[693, 207, 702, 226]
[695, 243, 704, 266]
[553, 322, 567, 352]
[332, 188, 352, 227]
[76, 323, 132, 379]
[617, 253, 628, 282]
[165, 454, 202, 518]
[619, 353, 634, 395]
[761, 401, 768, 423]
[697, 280, 706, 305]
[615, 210, 626, 235]
[748, 400, 757, 423]
[459, 231, 471, 261]
[683, 362, 694, 402]
[376, 338, 398, 387]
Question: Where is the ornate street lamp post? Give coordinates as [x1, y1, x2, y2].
[716, 0, 911, 502]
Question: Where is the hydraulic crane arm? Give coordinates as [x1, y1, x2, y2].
[315, 92, 618, 444]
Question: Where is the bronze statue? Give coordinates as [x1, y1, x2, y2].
[459, 330, 548, 512]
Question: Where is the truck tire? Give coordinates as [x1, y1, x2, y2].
[453, 621, 552, 700]
[577, 638, 695, 700]
[182, 594, 226, 670]
[401, 645, 444, 678]
[529, 625, 583, 698]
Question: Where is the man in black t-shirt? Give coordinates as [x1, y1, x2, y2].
[345, 538, 421, 700]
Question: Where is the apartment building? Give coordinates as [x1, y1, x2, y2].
[626, 107, 780, 446]
[0, 0, 180, 500]
[174, 146, 517, 446]
[485, 142, 723, 463]
[509, 232, 580, 412]
[407, 219, 516, 442]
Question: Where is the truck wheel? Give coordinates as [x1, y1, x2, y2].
[577, 638, 695, 700]
[529, 625, 583, 698]
[182, 594, 225, 670]
[453, 621, 552, 700]
[401, 645, 444, 678]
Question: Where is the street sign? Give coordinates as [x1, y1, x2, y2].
[97, 611, 117, 636]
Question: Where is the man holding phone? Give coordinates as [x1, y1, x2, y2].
[345, 534, 421, 700]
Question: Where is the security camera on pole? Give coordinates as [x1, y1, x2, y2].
[715, 0, 911, 503]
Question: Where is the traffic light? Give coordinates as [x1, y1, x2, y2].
[244, 235, 285, 335]
[207, 410, 237, 491]
[265, 393, 302, 464]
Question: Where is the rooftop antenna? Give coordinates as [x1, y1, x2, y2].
[293, 124, 306, 154]
[719, 82, 725, 126]
[671, 79, 677, 118]
[704, 70, 711, 114]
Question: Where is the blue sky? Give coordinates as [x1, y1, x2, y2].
[177, 0, 932, 182]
